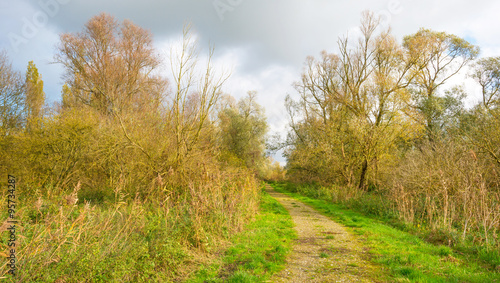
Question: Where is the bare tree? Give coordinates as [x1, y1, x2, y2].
[55, 13, 165, 116]
[169, 24, 230, 167]
[0, 51, 25, 136]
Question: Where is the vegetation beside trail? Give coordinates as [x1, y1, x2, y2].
[2, 8, 500, 282]
[0, 14, 282, 282]
[188, 185, 296, 283]
[270, 182, 500, 282]
[282, 11, 500, 275]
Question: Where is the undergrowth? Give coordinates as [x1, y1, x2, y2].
[270, 182, 500, 282]
[0, 170, 259, 282]
[188, 184, 296, 282]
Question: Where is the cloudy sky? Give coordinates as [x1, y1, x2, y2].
[2, 0, 500, 163]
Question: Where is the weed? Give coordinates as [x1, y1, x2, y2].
[0, 169, 260, 282]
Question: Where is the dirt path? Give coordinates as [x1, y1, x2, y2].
[266, 185, 383, 283]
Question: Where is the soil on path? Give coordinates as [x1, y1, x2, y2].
[266, 185, 384, 283]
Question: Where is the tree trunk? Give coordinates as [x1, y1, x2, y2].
[358, 159, 368, 190]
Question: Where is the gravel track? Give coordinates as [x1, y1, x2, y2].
[266, 185, 383, 283]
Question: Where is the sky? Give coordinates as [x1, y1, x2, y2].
[2, 0, 500, 164]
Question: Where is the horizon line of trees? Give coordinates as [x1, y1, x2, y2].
[1, 13, 276, 190]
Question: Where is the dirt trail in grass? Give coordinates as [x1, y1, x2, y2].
[266, 185, 382, 283]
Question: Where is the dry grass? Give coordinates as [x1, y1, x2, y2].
[0, 166, 260, 281]
[390, 141, 500, 249]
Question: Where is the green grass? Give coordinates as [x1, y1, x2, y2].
[188, 186, 297, 282]
[270, 182, 500, 283]
[319, 252, 329, 258]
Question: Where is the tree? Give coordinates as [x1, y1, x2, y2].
[25, 61, 45, 131]
[462, 57, 500, 168]
[55, 13, 165, 116]
[403, 29, 479, 141]
[0, 51, 25, 178]
[0, 51, 25, 137]
[169, 24, 230, 168]
[219, 91, 268, 172]
[472, 56, 500, 110]
[286, 12, 422, 189]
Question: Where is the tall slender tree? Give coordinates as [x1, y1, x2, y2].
[25, 61, 45, 131]
[169, 24, 230, 168]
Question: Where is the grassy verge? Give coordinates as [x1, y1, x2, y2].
[188, 185, 296, 282]
[0, 171, 259, 282]
[270, 182, 500, 283]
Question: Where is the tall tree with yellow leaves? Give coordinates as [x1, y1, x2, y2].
[25, 61, 45, 131]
